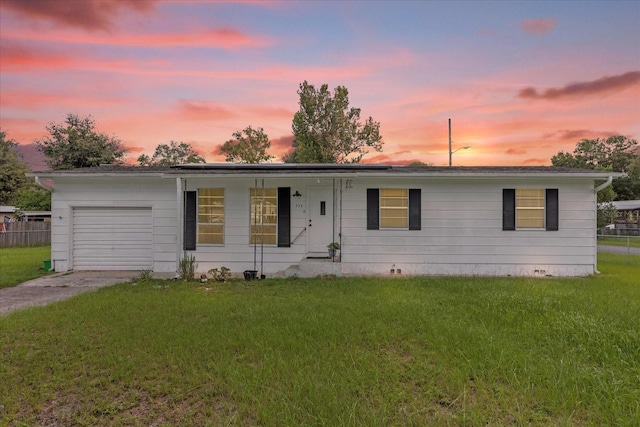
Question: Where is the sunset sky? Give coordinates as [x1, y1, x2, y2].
[1, 0, 639, 167]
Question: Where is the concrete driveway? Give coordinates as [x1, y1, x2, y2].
[0, 271, 138, 316]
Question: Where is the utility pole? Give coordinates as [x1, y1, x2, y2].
[448, 118, 452, 167]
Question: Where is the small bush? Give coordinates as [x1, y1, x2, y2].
[208, 267, 231, 282]
[179, 254, 197, 281]
[136, 269, 153, 284]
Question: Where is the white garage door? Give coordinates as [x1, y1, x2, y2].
[73, 207, 153, 270]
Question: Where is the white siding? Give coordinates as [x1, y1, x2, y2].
[183, 177, 336, 275]
[340, 177, 597, 277]
[49, 173, 600, 277]
[50, 177, 177, 273]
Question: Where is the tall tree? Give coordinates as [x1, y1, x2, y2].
[0, 130, 30, 205]
[13, 184, 51, 211]
[285, 81, 383, 163]
[36, 114, 126, 170]
[138, 141, 205, 166]
[551, 136, 638, 171]
[551, 136, 640, 200]
[220, 126, 274, 164]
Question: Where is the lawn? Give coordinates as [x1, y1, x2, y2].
[0, 245, 52, 289]
[1, 254, 638, 426]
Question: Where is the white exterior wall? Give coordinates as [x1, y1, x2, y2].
[50, 177, 177, 273]
[183, 177, 341, 275]
[340, 176, 596, 277]
[49, 173, 599, 277]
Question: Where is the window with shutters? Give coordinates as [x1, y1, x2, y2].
[516, 189, 545, 228]
[503, 188, 558, 231]
[380, 188, 408, 228]
[198, 188, 224, 244]
[368, 188, 421, 230]
[250, 188, 277, 244]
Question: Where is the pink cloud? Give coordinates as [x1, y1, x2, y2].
[521, 158, 548, 165]
[178, 101, 236, 122]
[518, 71, 640, 100]
[0, 0, 157, 31]
[6, 26, 272, 50]
[270, 134, 294, 152]
[520, 18, 556, 35]
[542, 129, 620, 141]
[0, 91, 129, 109]
[0, 43, 74, 71]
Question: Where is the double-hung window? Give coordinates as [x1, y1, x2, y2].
[380, 189, 409, 228]
[367, 188, 421, 230]
[503, 188, 558, 231]
[198, 188, 224, 244]
[516, 189, 545, 228]
[250, 188, 277, 244]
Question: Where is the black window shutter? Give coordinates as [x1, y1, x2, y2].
[408, 189, 421, 230]
[503, 189, 516, 231]
[277, 187, 291, 247]
[546, 188, 559, 231]
[367, 188, 380, 230]
[184, 191, 197, 250]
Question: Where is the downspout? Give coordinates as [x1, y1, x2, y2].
[594, 176, 613, 193]
[593, 176, 614, 274]
[34, 176, 54, 192]
[176, 177, 183, 278]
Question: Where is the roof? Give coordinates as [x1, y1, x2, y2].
[29, 163, 624, 179]
[0, 206, 17, 213]
[612, 200, 640, 211]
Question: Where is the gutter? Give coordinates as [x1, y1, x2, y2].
[594, 176, 613, 193]
[34, 176, 54, 192]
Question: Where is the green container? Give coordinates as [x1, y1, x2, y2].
[43, 259, 52, 271]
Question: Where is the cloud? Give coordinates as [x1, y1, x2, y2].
[178, 101, 236, 122]
[542, 129, 619, 141]
[520, 18, 556, 35]
[6, 27, 272, 49]
[505, 148, 527, 155]
[0, 43, 74, 71]
[270, 135, 294, 152]
[0, 0, 157, 31]
[1, 90, 129, 109]
[521, 158, 548, 165]
[518, 71, 640, 100]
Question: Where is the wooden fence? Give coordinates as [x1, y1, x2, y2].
[0, 222, 51, 247]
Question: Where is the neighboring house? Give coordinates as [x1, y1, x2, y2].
[18, 211, 52, 222]
[1, 205, 17, 223]
[31, 164, 620, 277]
[611, 200, 640, 229]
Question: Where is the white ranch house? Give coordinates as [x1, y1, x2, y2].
[33, 164, 620, 278]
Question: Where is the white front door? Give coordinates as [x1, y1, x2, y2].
[307, 187, 334, 256]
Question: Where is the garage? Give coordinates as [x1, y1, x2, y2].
[72, 207, 153, 270]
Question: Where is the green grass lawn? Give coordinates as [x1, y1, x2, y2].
[597, 235, 640, 248]
[1, 254, 639, 426]
[0, 245, 52, 289]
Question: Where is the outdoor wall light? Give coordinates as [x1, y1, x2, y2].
[292, 190, 302, 197]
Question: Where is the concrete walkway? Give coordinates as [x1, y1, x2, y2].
[0, 271, 137, 316]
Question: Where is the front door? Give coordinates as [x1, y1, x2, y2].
[307, 187, 334, 256]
